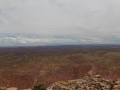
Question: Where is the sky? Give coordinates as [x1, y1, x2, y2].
[0, 0, 120, 46]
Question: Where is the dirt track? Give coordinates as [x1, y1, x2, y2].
[0, 46, 120, 89]
[0, 59, 94, 89]
[0, 59, 119, 89]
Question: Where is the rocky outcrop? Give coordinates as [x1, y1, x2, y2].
[47, 75, 120, 90]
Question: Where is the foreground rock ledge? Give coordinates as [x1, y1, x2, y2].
[47, 75, 120, 90]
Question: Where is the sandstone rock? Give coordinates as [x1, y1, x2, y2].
[7, 87, 17, 90]
[94, 75, 101, 78]
[115, 80, 120, 84]
[47, 75, 120, 90]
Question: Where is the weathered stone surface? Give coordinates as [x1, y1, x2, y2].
[7, 87, 17, 90]
[47, 75, 120, 90]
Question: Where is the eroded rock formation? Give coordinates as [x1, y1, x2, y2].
[47, 75, 120, 90]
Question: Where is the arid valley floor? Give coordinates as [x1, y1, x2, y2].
[0, 45, 120, 89]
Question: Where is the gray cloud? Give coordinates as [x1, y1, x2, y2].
[0, 0, 120, 46]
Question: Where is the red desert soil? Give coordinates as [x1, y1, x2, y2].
[0, 57, 120, 89]
[0, 73, 34, 89]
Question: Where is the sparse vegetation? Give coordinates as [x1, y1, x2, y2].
[32, 85, 46, 90]
[0, 45, 120, 89]
[0, 88, 6, 90]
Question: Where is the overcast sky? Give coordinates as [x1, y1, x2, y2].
[0, 0, 120, 46]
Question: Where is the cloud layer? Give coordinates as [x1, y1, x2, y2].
[0, 33, 119, 46]
[0, 0, 120, 46]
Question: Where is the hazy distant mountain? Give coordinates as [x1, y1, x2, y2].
[0, 33, 77, 47]
[0, 33, 119, 47]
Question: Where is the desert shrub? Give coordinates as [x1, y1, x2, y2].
[32, 85, 46, 90]
[0, 88, 6, 90]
